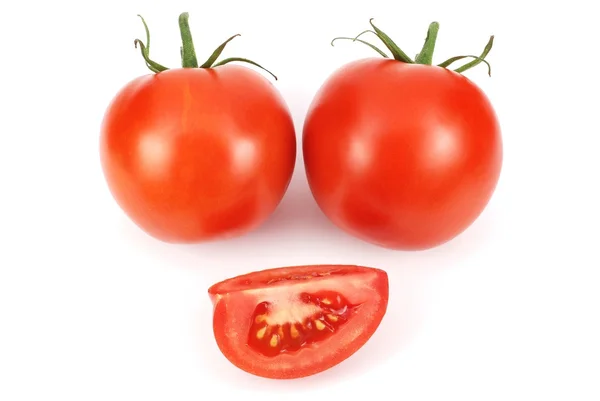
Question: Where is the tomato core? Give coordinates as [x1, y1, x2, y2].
[248, 291, 359, 357]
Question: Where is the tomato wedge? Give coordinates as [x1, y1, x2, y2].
[208, 265, 389, 379]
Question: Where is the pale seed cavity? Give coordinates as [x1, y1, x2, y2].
[249, 294, 352, 356]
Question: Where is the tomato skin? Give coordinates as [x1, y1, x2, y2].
[100, 65, 296, 243]
[303, 58, 503, 250]
[209, 265, 389, 379]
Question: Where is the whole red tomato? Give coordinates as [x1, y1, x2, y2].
[303, 20, 503, 250]
[100, 13, 296, 243]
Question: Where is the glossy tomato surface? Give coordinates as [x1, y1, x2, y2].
[100, 65, 296, 243]
[208, 265, 389, 379]
[303, 58, 503, 250]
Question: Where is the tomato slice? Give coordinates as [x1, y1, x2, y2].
[208, 265, 389, 379]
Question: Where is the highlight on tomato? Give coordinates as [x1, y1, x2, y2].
[303, 19, 503, 251]
[208, 265, 389, 379]
[100, 13, 296, 243]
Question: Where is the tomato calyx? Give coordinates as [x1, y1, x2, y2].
[331, 18, 494, 76]
[133, 12, 278, 80]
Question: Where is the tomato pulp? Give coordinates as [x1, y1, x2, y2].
[303, 21, 503, 250]
[100, 14, 296, 243]
[209, 265, 389, 379]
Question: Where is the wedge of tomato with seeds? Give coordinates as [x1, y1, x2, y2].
[208, 265, 389, 379]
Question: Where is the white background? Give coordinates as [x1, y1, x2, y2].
[1, 0, 599, 399]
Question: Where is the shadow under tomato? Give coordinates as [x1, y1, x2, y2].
[248, 172, 344, 237]
[422, 204, 501, 263]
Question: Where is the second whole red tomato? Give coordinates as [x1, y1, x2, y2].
[303, 20, 503, 250]
[100, 13, 296, 243]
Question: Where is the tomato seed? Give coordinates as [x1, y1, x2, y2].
[256, 326, 267, 340]
[290, 324, 300, 338]
[315, 320, 326, 331]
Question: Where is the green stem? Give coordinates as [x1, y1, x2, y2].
[330, 18, 494, 77]
[132, 12, 277, 80]
[352, 30, 375, 41]
[134, 15, 169, 73]
[212, 57, 278, 80]
[138, 15, 151, 53]
[134, 39, 168, 72]
[415, 22, 439, 65]
[438, 55, 492, 76]
[369, 19, 414, 63]
[179, 12, 198, 68]
[454, 36, 494, 73]
[330, 37, 389, 58]
[200, 34, 241, 68]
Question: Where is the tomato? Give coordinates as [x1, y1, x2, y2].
[100, 13, 296, 243]
[208, 265, 389, 379]
[302, 20, 503, 250]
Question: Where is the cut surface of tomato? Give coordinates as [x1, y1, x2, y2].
[208, 265, 389, 379]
